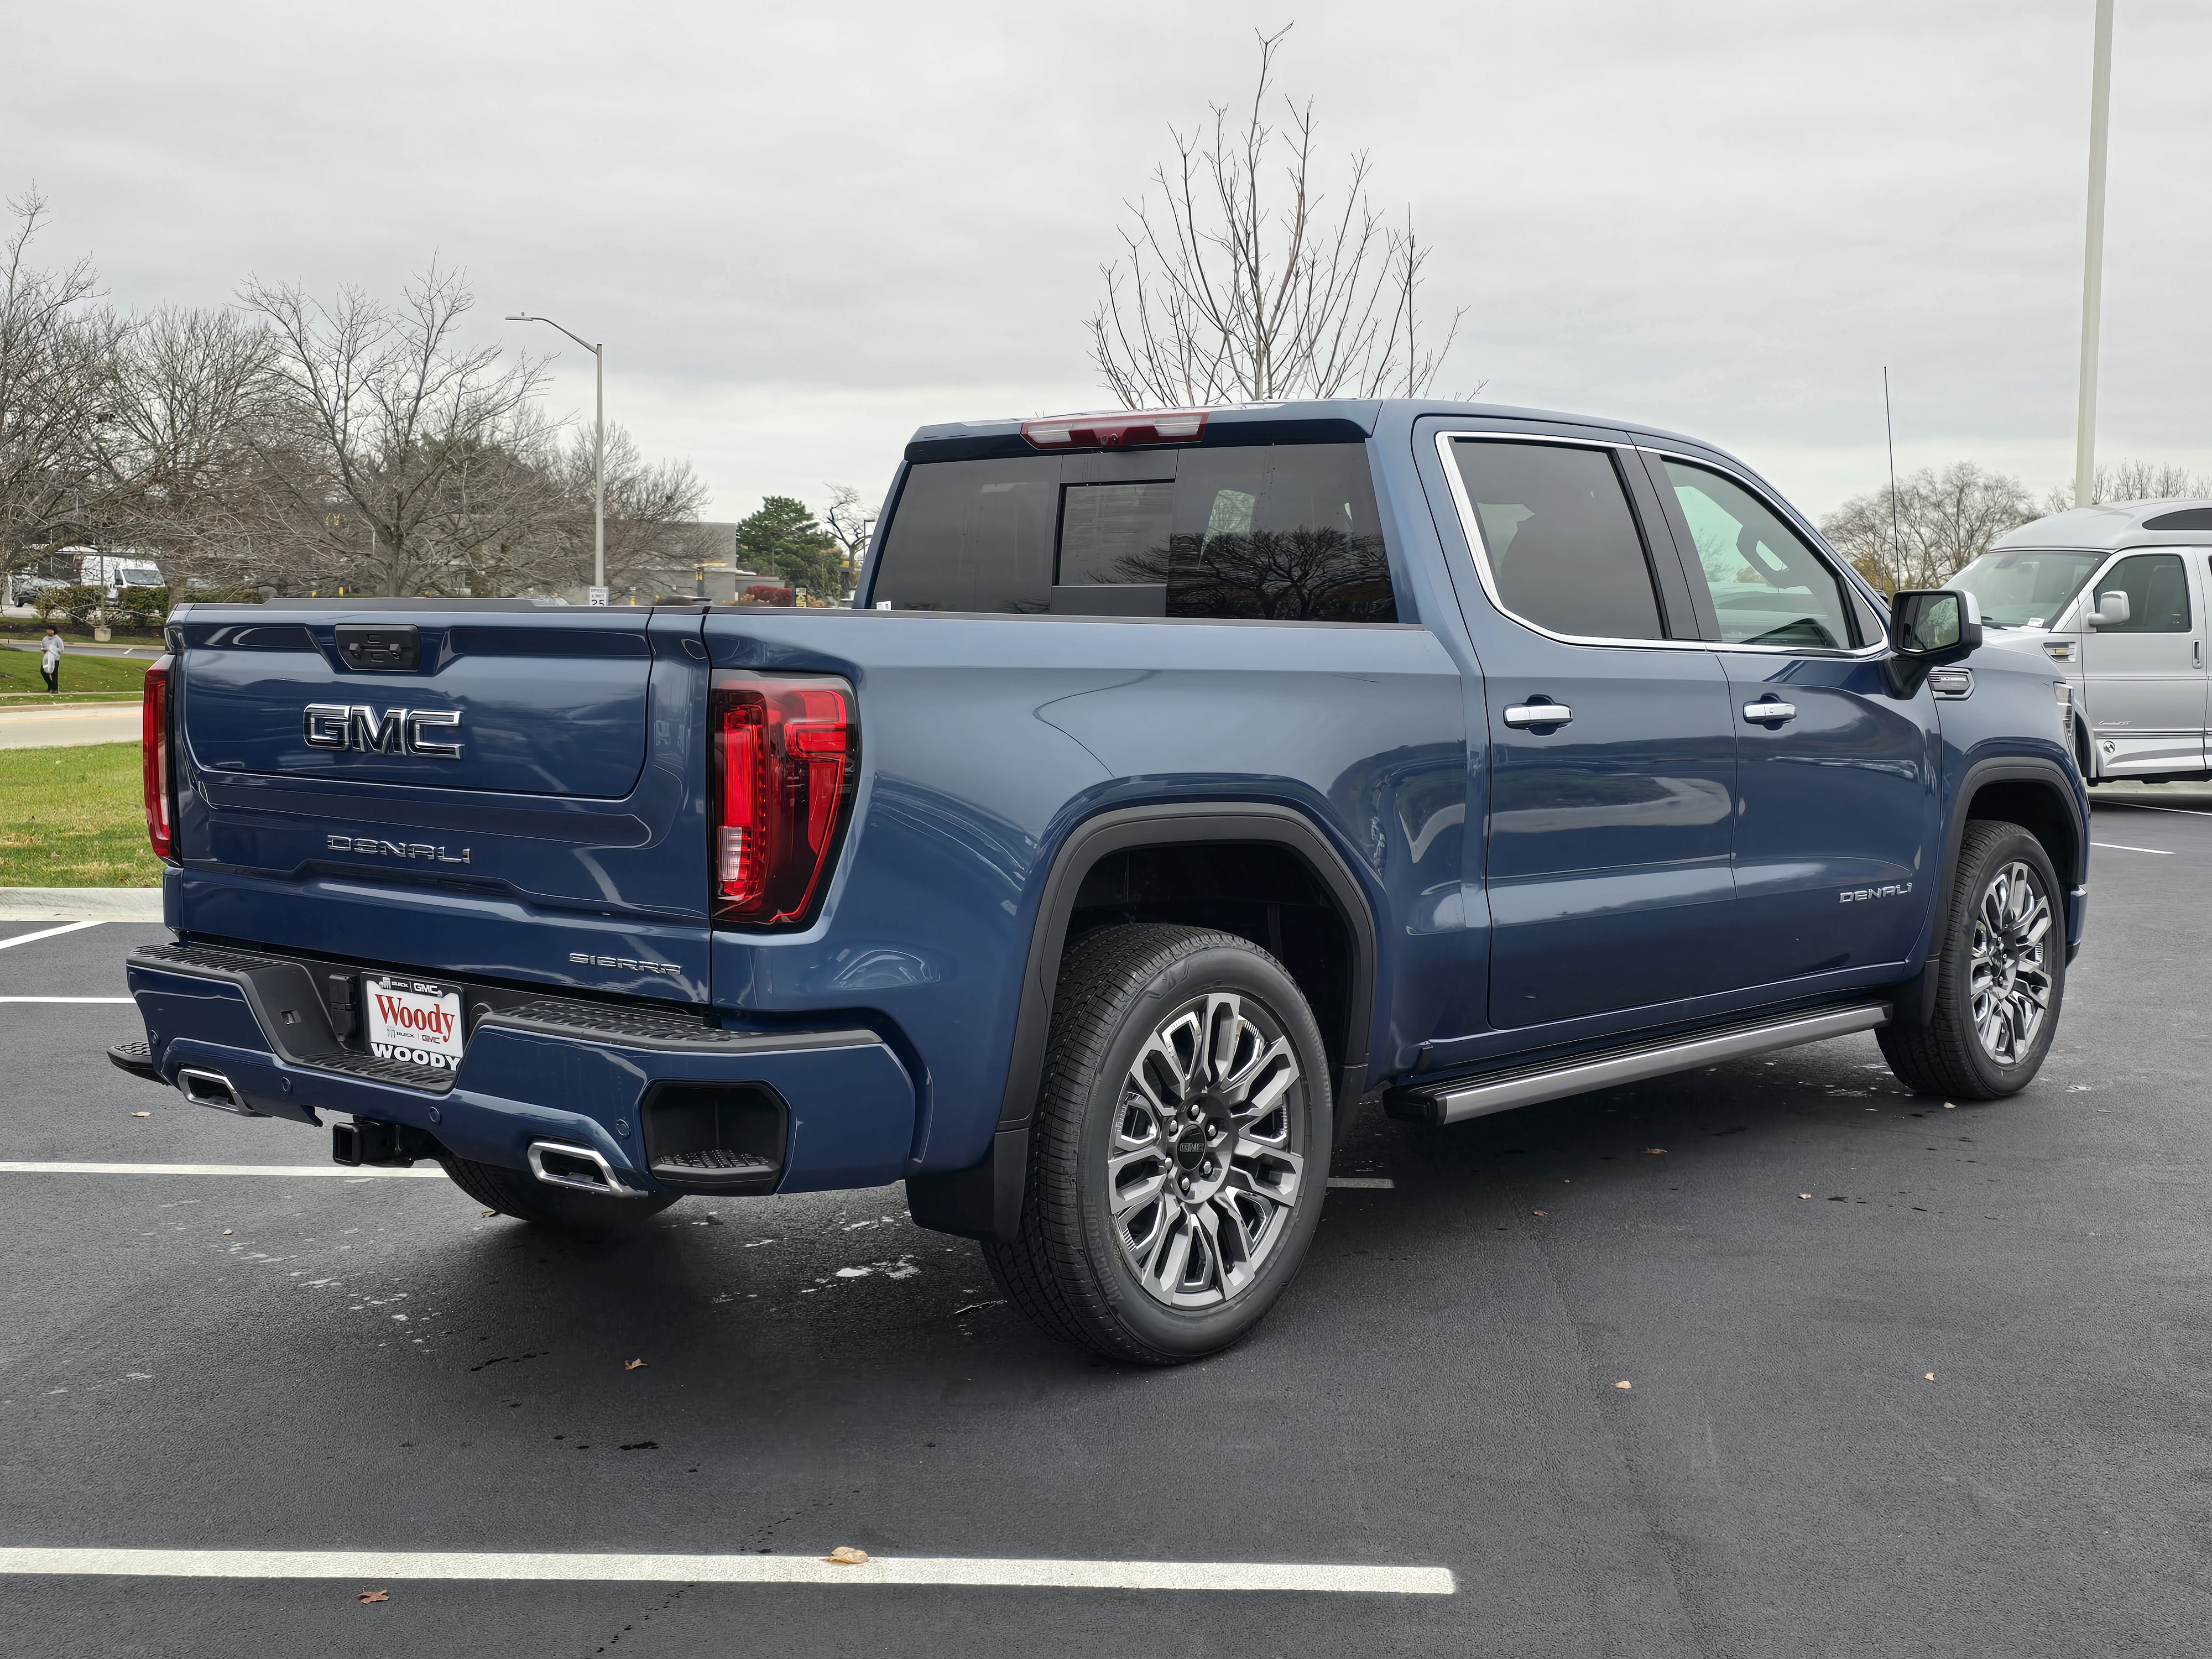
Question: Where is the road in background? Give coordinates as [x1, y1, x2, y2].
[0, 705, 144, 750]
[0, 796, 2205, 1656]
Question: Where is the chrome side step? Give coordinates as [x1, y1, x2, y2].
[1389, 1003, 1891, 1126]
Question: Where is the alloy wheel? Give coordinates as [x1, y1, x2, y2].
[1105, 992, 1306, 1310]
[1968, 859, 2052, 1065]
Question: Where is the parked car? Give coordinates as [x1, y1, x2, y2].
[1951, 499, 2212, 784]
[110, 399, 2088, 1363]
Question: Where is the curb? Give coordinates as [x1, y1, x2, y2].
[0, 888, 164, 922]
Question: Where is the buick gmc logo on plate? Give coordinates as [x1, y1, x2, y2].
[303, 704, 463, 757]
[365, 977, 464, 1070]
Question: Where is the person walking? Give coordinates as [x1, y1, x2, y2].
[39, 625, 62, 695]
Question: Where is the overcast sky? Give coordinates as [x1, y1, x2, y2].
[9, 0, 2207, 524]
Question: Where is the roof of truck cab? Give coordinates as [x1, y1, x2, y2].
[1992, 500, 2212, 552]
[904, 398, 1718, 460]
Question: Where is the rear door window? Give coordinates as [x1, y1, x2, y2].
[872, 442, 1395, 621]
[1447, 439, 1668, 641]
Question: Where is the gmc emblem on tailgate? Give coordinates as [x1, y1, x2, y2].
[303, 704, 463, 758]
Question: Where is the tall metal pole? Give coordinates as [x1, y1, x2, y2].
[593, 344, 605, 593]
[2073, 0, 2115, 508]
[505, 312, 607, 602]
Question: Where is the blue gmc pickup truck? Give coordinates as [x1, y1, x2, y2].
[113, 398, 2088, 1363]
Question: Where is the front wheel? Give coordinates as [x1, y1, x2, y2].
[1878, 820, 2065, 1099]
[984, 924, 1332, 1365]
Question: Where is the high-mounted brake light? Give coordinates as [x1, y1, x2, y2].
[1020, 409, 1208, 450]
[709, 673, 858, 928]
[143, 655, 176, 863]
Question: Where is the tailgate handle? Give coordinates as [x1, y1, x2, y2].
[335, 624, 422, 672]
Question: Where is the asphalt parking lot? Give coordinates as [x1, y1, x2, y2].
[3, 787, 2209, 1657]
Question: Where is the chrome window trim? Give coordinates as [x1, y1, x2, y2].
[1633, 444, 1888, 659]
[1429, 429, 1712, 654]
[1431, 428, 1886, 658]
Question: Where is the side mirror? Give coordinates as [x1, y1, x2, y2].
[1886, 588, 1981, 696]
[2085, 589, 2130, 629]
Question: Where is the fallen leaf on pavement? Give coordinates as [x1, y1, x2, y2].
[131, 1112, 150, 1118]
[827, 1547, 870, 1565]
[222, 1229, 232, 1235]
[1644, 1148, 1666, 1155]
[1924, 1373, 1936, 1381]
[1532, 1210, 1547, 1217]
[624, 1359, 646, 1371]
[1615, 1381, 1632, 1390]
[357, 1590, 388, 1604]
[1943, 1103, 1957, 1109]
[481, 1211, 495, 1218]
[1798, 1193, 1812, 1199]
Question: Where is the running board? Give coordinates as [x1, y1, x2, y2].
[1386, 1003, 1891, 1126]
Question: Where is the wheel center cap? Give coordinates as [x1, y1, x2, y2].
[1175, 1129, 1207, 1171]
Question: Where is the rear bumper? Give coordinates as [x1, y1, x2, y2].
[121, 944, 916, 1194]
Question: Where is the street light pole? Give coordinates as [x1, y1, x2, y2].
[2073, 0, 2115, 509]
[506, 312, 606, 601]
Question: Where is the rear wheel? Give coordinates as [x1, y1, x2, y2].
[984, 924, 1331, 1365]
[440, 1153, 678, 1238]
[1878, 820, 2065, 1099]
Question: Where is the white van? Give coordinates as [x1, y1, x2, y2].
[1953, 500, 2212, 782]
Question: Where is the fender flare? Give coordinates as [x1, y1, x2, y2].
[1897, 754, 2087, 1026]
[906, 801, 1380, 1241]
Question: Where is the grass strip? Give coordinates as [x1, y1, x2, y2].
[0, 649, 153, 700]
[0, 742, 162, 888]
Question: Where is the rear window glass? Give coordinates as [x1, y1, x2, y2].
[870, 443, 1395, 621]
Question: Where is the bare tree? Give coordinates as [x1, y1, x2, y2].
[555, 423, 709, 597]
[1823, 462, 2039, 595]
[0, 189, 111, 588]
[2041, 457, 2212, 514]
[1086, 25, 1472, 409]
[239, 261, 550, 596]
[88, 304, 275, 589]
[821, 483, 878, 595]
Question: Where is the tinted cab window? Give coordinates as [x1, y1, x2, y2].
[1448, 440, 1668, 640]
[871, 442, 1395, 621]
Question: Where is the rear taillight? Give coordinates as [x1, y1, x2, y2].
[1020, 409, 1208, 449]
[709, 673, 857, 927]
[143, 655, 176, 863]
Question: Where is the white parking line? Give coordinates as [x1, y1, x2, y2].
[0, 1546, 1455, 1594]
[2093, 799, 2212, 817]
[2092, 842, 2173, 855]
[0, 996, 134, 1003]
[0, 1162, 446, 1178]
[0, 920, 101, 950]
[1327, 1177, 1395, 1188]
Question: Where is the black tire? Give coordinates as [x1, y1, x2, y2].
[440, 1152, 678, 1239]
[983, 924, 1333, 1365]
[1878, 820, 2066, 1099]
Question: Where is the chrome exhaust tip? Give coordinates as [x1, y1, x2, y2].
[176, 1067, 263, 1117]
[526, 1140, 644, 1197]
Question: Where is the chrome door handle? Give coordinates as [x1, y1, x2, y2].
[1743, 700, 1798, 723]
[1502, 703, 1572, 729]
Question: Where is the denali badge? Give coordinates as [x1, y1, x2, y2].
[303, 704, 463, 758]
[1839, 882, 1912, 903]
[571, 951, 683, 977]
[327, 834, 471, 864]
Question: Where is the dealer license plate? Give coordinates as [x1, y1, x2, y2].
[364, 977, 465, 1072]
